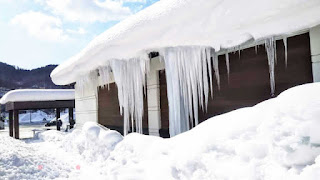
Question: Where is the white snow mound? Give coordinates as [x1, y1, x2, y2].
[103, 83, 320, 179]
[1, 83, 320, 179]
[39, 122, 123, 163]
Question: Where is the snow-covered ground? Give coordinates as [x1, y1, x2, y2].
[1, 83, 320, 179]
[0, 112, 71, 139]
[19, 111, 50, 124]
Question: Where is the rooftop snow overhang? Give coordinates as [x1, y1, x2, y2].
[0, 89, 75, 105]
[51, 0, 320, 85]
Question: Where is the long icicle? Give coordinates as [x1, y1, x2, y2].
[212, 51, 220, 90]
[274, 39, 278, 65]
[104, 56, 149, 136]
[206, 48, 214, 98]
[265, 37, 276, 97]
[283, 37, 288, 68]
[225, 52, 230, 84]
[160, 46, 216, 137]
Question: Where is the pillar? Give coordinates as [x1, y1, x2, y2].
[310, 25, 320, 82]
[74, 82, 99, 129]
[69, 107, 74, 129]
[13, 110, 19, 139]
[56, 108, 60, 130]
[9, 110, 13, 137]
[147, 69, 161, 136]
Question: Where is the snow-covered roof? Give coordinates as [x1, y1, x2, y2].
[51, 0, 320, 85]
[0, 89, 75, 104]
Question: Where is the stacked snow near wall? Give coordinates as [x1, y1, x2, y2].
[35, 83, 320, 179]
[39, 122, 123, 164]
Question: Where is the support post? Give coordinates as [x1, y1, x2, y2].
[147, 70, 161, 136]
[310, 25, 320, 82]
[56, 108, 60, 131]
[9, 110, 13, 137]
[68, 107, 74, 129]
[13, 110, 19, 139]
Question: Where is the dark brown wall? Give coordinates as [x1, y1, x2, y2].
[159, 33, 312, 137]
[98, 83, 149, 135]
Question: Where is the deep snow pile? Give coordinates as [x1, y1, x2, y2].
[1, 83, 320, 179]
[96, 83, 320, 179]
[0, 134, 73, 179]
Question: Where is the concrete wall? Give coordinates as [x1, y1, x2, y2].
[310, 25, 320, 82]
[147, 57, 165, 136]
[75, 83, 98, 129]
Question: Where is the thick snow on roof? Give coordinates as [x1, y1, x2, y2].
[51, 0, 320, 85]
[0, 89, 75, 104]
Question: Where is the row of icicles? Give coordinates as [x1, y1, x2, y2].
[76, 36, 288, 137]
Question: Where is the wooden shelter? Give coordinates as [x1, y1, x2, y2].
[0, 89, 75, 139]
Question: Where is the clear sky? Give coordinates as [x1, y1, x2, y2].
[0, 0, 159, 69]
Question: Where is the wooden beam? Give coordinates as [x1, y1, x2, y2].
[13, 110, 19, 139]
[5, 100, 75, 111]
[9, 110, 13, 137]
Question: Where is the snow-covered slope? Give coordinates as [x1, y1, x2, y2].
[51, 0, 320, 85]
[1, 83, 320, 179]
[19, 111, 49, 124]
[0, 89, 75, 104]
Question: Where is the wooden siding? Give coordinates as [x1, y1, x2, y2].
[159, 33, 313, 137]
[98, 83, 149, 135]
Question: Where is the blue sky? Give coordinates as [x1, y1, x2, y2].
[0, 0, 159, 69]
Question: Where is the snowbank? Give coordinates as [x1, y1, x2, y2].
[100, 83, 320, 179]
[0, 135, 73, 179]
[51, 0, 320, 85]
[39, 122, 123, 164]
[0, 89, 75, 104]
[1, 83, 320, 179]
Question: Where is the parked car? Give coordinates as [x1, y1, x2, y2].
[45, 120, 56, 127]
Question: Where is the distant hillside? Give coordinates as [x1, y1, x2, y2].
[0, 62, 73, 97]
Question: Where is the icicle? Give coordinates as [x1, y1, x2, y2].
[160, 46, 215, 137]
[92, 55, 149, 136]
[265, 37, 276, 97]
[76, 71, 99, 97]
[255, 41, 259, 54]
[238, 46, 241, 60]
[274, 40, 278, 65]
[225, 52, 230, 84]
[283, 37, 288, 68]
[206, 48, 213, 98]
[212, 51, 221, 90]
[98, 66, 112, 90]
